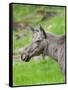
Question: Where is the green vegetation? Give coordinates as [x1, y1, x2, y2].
[12, 4, 65, 86]
[13, 58, 64, 86]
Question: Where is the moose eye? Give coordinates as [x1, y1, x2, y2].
[36, 29, 39, 32]
[36, 40, 41, 43]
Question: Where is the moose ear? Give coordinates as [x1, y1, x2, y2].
[29, 25, 35, 32]
[40, 26, 47, 38]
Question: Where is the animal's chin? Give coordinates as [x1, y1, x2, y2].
[25, 58, 30, 62]
[22, 57, 31, 62]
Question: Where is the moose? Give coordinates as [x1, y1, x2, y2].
[21, 26, 65, 77]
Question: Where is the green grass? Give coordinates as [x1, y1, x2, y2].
[12, 4, 65, 86]
[13, 58, 64, 86]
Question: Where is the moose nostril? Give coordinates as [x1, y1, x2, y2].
[21, 54, 25, 60]
[21, 53, 28, 61]
[21, 54, 23, 60]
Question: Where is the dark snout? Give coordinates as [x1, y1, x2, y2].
[21, 53, 31, 62]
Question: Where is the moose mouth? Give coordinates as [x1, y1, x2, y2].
[23, 57, 30, 62]
[21, 55, 31, 62]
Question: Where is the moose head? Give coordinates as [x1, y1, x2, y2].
[21, 26, 48, 62]
[20, 26, 65, 76]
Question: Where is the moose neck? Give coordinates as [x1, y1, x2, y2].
[44, 33, 58, 61]
[47, 41, 58, 61]
[46, 32, 57, 41]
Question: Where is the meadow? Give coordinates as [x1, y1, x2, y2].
[12, 4, 65, 86]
